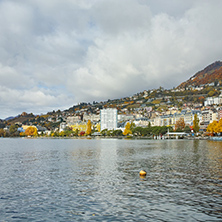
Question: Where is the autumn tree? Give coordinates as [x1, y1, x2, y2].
[193, 114, 200, 133]
[207, 120, 218, 134]
[96, 123, 101, 132]
[0, 129, 6, 137]
[175, 117, 185, 131]
[123, 122, 132, 136]
[25, 126, 38, 137]
[79, 131, 85, 136]
[216, 118, 222, 134]
[86, 120, 92, 135]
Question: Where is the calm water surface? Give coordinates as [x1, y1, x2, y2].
[0, 138, 222, 221]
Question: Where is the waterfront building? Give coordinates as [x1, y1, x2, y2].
[202, 109, 218, 125]
[100, 108, 117, 131]
[134, 117, 150, 127]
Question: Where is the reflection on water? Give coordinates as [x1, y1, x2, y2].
[0, 138, 222, 221]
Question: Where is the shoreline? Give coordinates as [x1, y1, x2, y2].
[1, 136, 217, 140]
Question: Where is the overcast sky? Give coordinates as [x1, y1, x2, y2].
[0, 0, 222, 119]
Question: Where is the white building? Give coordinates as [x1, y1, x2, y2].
[83, 114, 100, 122]
[59, 122, 67, 132]
[204, 95, 222, 106]
[100, 108, 117, 131]
[202, 109, 218, 124]
[118, 114, 134, 122]
[66, 116, 81, 125]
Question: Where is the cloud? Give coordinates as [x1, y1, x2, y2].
[0, 0, 222, 118]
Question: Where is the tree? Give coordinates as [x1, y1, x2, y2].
[207, 120, 218, 134]
[73, 129, 79, 136]
[132, 127, 143, 136]
[216, 118, 222, 134]
[9, 124, 19, 136]
[175, 118, 185, 131]
[159, 126, 168, 135]
[112, 129, 123, 136]
[86, 120, 92, 135]
[96, 124, 101, 132]
[184, 125, 191, 133]
[130, 121, 135, 131]
[25, 126, 38, 137]
[0, 129, 6, 137]
[208, 90, 216, 97]
[79, 131, 85, 136]
[151, 126, 161, 135]
[101, 129, 107, 136]
[123, 122, 132, 136]
[148, 122, 151, 128]
[193, 114, 200, 133]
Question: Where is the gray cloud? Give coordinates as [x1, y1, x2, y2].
[0, 0, 222, 118]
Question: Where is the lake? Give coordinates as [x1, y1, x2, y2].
[0, 138, 222, 221]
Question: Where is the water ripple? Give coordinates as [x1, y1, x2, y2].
[0, 139, 222, 221]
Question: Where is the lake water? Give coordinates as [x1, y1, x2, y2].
[0, 138, 222, 221]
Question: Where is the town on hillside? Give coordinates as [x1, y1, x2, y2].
[1, 81, 222, 138]
[1, 61, 222, 138]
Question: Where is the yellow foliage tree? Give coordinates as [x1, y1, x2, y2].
[59, 131, 65, 137]
[25, 126, 38, 137]
[0, 129, 6, 137]
[123, 122, 132, 136]
[215, 118, 222, 133]
[86, 120, 92, 135]
[207, 120, 218, 134]
[96, 123, 101, 132]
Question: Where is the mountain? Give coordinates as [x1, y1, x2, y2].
[178, 61, 222, 88]
[4, 116, 16, 121]
[6, 112, 35, 125]
[2, 61, 222, 126]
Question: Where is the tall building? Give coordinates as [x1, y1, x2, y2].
[100, 108, 117, 131]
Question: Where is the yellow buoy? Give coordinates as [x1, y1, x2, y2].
[139, 170, 147, 176]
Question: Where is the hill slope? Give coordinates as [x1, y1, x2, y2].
[178, 61, 222, 88]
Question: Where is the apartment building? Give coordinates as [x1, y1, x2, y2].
[100, 108, 117, 131]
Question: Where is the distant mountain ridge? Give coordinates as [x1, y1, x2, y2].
[4, 116, 16, 121]
[178, 61, 222, 88]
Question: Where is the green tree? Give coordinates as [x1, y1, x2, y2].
[184, 125, 191, 133]
[148, 122, 151, 128]
[101, 129, 108, 136]
[132, 127, 143, 136]
[112, 129, 123, 136]
[159, 126, 168, 135]
[130, 121, 135, 131]
[9, 124, 18, 135]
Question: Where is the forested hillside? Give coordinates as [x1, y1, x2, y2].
[178, 61, 222, 88]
